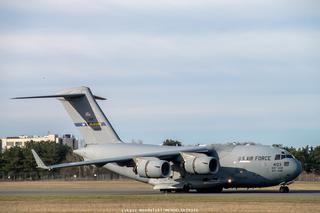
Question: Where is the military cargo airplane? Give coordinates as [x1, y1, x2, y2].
[13, 86, 301, 193]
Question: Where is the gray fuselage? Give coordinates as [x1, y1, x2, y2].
[74, 143, 302, 190]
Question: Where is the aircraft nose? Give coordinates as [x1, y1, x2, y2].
[293, 159, 302, 178]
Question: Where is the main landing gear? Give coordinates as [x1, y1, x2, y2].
[196, 186, 223, 193]
[160, 185, 190, 193]
[279, 185, 289, 193]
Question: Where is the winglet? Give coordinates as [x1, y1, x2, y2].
[31, 149, 50, 170]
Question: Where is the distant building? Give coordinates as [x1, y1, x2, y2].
[59, 134, 78, 150]
[1, 134, 78, 151]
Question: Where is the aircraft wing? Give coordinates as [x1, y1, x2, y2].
[31, 146, 209, 170]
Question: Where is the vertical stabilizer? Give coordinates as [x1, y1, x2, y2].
[56, 87, 122, 145]
[13, 86, 122, 145]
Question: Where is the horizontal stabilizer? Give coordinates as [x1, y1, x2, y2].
[12, 94, 106, 100]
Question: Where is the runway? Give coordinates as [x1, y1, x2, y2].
[1, 187, 320, 197]
[1, 181, 319, 213]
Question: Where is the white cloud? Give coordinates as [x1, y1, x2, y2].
[1, 29, 319, 89]
[1, 0, 319, 19]
[109, 94, 320, 117]
[1, 30, 318, 59]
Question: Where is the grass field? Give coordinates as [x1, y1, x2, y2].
[0, 181, 319, 213]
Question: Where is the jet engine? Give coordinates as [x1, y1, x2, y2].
[134, 157, 171, 178]
[181, 152, 219, 175]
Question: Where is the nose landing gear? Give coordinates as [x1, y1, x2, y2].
[279, 185, 289, 193]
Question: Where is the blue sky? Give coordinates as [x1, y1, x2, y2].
[0, 0, 319, 147]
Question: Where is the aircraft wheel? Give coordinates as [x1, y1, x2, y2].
[196, 189, 208, 193]
[160, 189, 172, 193]
[279, 186, 289, 193]
[213, 186, 223, 193]
[182, 184, 190, 193]
[196, 186, 223, 193]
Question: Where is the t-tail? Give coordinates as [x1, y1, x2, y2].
[13, 86, 122, 145]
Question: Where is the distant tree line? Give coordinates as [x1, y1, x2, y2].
[162, 139, 182, 146]
[0, 141, 69, 180]
[0, 140, 319, 181]
[0, 141, 116, 181]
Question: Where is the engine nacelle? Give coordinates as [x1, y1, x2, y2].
[135, 157, 171, 178]
[181, 152, 219, 175]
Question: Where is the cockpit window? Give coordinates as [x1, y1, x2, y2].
[275, 154, 294, 160]
[274, 154, 293, 160]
